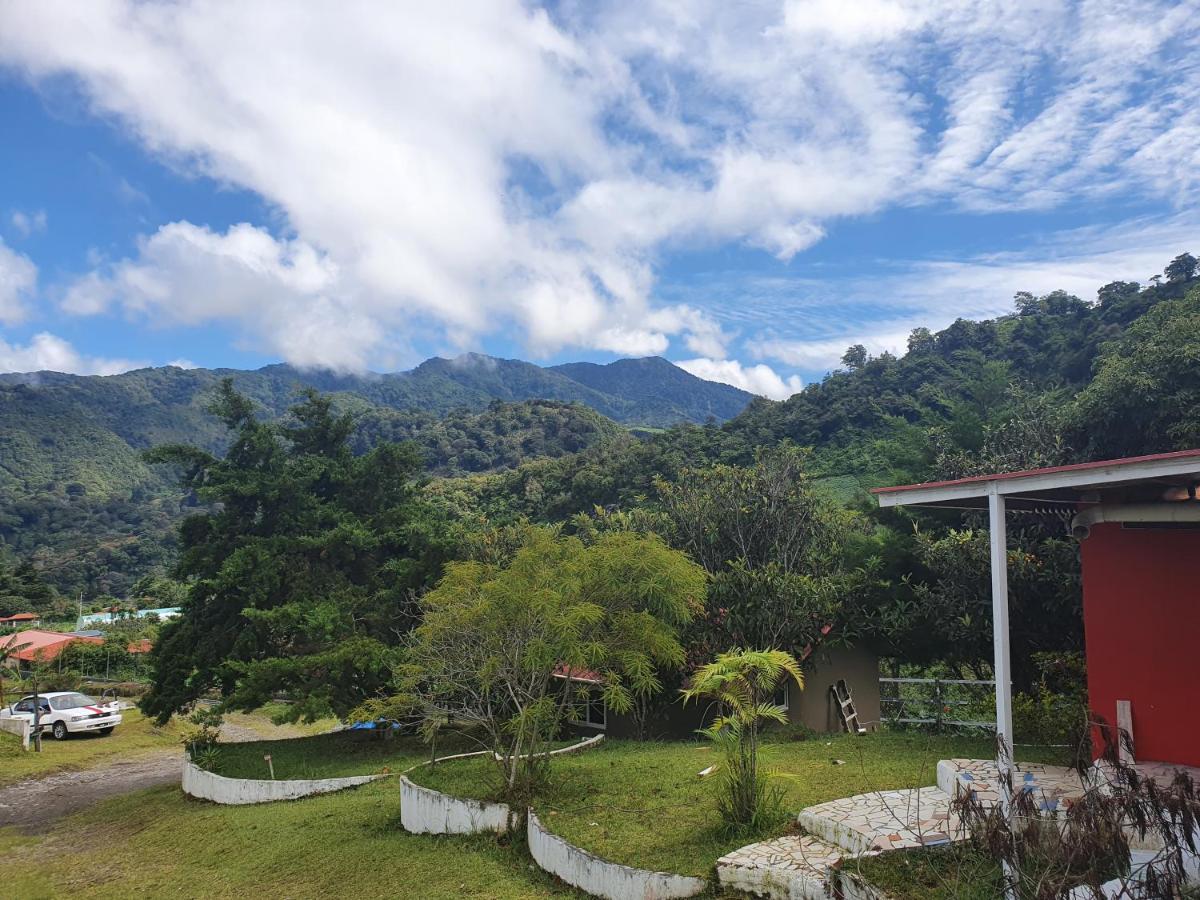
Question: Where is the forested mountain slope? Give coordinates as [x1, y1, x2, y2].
[434, 259, 1200, 525]
[0, 355, 746, 597]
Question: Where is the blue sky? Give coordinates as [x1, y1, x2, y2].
[0, 1, 1196, 399]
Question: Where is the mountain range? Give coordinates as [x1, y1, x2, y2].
[0, 352, 752, 505]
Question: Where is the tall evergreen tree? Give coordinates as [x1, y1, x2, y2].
[141, 382, 446, 724]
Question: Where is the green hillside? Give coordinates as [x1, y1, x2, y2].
[0, 355, 749, 598]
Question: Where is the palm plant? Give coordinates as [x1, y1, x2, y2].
[682, 647, 804, 832]
[0, 634, 31, 708]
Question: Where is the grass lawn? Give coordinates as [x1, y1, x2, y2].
[413, 730, 1071, 879]
[211, 730, 445, 780]
[219, 701, 338, 741]
[847, 845, 1003, 899]
[0, 708, 182, 788]
[0, 780, 582, 899]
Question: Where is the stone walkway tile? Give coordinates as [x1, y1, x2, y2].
[718, 834, 847, 900]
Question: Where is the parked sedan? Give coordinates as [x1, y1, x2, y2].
[0, 691, 122, 740]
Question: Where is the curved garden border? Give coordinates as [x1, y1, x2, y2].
[398, 734, 606, 836]
[526, 809, 707, 900]
[399, 775, 514, 835]
[182, 755, 384, 805]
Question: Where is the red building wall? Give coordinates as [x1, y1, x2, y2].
[1081, 522, 1200, 766]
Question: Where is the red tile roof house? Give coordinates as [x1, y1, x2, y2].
[0, 629, 103, 666]
[873, 449, 1200, 781]
[0, 612, 42, 629]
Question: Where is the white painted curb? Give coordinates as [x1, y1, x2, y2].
[399, 775, 514, 834]
[527, 808, 707, 899]
[182, 756, 383, 805]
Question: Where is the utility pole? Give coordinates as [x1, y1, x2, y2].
[31, 655, 42, 752]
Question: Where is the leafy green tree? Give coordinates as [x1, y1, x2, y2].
[1164, 252, 1197, 283]
[0, 555, 59, 617]
[656, 447, 862, 658]
[395, 527, 704, 803]
[886, 528, 1082, 690]
[841, 344, 869, 370]
[682, 648, 803, 832]
[140, 382, 446, 724]
[1070, 287, 1200, 458]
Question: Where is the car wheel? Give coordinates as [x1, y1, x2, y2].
[52, 721, 69, 741]
[98, 727, 114, 736]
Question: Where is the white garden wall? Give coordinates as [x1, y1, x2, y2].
[399, 775, 513, 835]
[0, 716, 30, 750]
[526, 809, 707, 900]
[182, 756, 382, 805]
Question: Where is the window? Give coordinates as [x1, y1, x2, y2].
[13, 698, 34, 713]
[773, 683, 790, 713]
[569, 686, 607, 730]
[50, 693, 96, 711]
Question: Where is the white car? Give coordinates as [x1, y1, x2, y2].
[1, 691, 122, 740]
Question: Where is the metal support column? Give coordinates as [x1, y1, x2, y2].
[988, 484, 1016, 897]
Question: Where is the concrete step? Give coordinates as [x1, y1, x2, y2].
[716, 834, 847, 900]
[936, 758, 1086, 813]
[797, 786, 963, 855]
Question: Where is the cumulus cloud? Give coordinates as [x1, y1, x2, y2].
[677, 357, 803, 400]
[0, 239, 37, 324]
[0, 1, 1196, 369]
[0, 331, 143, 375]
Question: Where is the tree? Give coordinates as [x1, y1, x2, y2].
[655, 447, 862, 657]
[841, 344, 869, 370]
[1070, 287, 1200, 458]
[395, 527, 703, 803]
[0, 555, 59, 617]
[907, 327, 935, 354]
[0, 634, 31, 711]
[140, 382, 446, 724]
[1164, 252, 1197, 283]
[682, 648, 803, 832]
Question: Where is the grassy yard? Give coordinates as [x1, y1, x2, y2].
[847, 845, 1003, 899]
[219, 701, 338, 741]
[413, 730, 1071, 879]
[0, 780, 581, 899]
[0, 708, 182, 788]
[211, 729, 446, 780]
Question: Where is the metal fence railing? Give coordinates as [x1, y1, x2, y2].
[879, 676, 996, 730]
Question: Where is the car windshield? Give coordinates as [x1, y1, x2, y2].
[49, 693, 98, 711]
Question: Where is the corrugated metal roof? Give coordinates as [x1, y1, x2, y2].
[871, 448, 1200, 496]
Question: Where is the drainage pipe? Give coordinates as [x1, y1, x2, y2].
[1070, 503, 1200, 540]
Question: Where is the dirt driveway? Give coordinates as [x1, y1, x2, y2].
[0, 718, 312, 833]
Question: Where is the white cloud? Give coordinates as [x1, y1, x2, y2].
[10, 209, 47, 237]
[751, 331, 912, 372]
[0, 332, 143, 375]
[0, 239, 37, 324]
[0, 1, 1196, 369]
[677, 357, 803, 400]
[745, 215, 1200, 372]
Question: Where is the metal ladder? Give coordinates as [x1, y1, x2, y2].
[831, 679, 867, 734]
